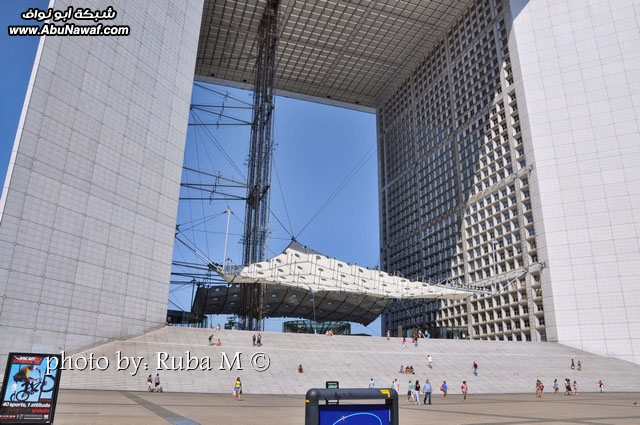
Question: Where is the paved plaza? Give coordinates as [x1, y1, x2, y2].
[52, 389, 640, 424]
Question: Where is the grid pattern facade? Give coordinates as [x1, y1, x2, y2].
[379, 0, 543, 342]
[196, 0, 468, 108]
[0, 0, 203, 373]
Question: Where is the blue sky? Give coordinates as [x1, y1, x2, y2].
[1, 2, 382, 335]
[176, 84, 380, 334]
[0, 0, 48, 178]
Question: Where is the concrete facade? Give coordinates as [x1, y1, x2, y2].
[508, 0, 640, 363]
[0, 0, 203, 371]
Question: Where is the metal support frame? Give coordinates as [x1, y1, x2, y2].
[242, 0, 280, 330]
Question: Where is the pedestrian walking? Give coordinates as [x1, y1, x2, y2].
[423, 378, 432, 405]
[256, 333, 262, 346]
[461, 381, 469, 403]
[402, 337, 407, 348]
[252, 334, 256, 346]
[413, 380, 421, 405]
[440, 381, 448, 400]
[472, 361, 478, 376]
[146, 374, 153, 392]
[407, 380, 414, 402]
[393, 378, 400, 393]
[234, 377, 242, 401]
[553, 379, 559, 395]
[427, 354, 433, 369]
[386, 330, 390, 340]
[369, 378, 375, 388]
[598, 380, 605, 393]
[573, 380, 578, 395]
[154, 374, 160, 392]
[414, 335, 418, 347]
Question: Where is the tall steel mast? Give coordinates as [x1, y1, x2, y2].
[242, 0, 279, 330]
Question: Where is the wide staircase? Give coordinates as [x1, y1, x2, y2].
[59, 327, 640, 395]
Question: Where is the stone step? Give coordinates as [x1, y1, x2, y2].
[54, 327, 640, 395]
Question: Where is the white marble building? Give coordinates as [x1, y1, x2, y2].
[1, 0, 639, 377]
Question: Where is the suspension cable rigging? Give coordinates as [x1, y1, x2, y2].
[193, 82, 253, 107]
[190, 110, 248, 182]
[295, 142, 376, 239]
[272, 154, 294, 237]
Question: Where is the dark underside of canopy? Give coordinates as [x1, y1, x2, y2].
[192, 283, 394, 325]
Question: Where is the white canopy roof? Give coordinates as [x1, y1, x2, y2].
[219, 241, 472, 300]
[193, 242, 473, 325]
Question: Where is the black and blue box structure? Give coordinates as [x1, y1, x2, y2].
[305, 388, 399, 425]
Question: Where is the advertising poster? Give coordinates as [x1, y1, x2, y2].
[0, 353, 62, 424]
